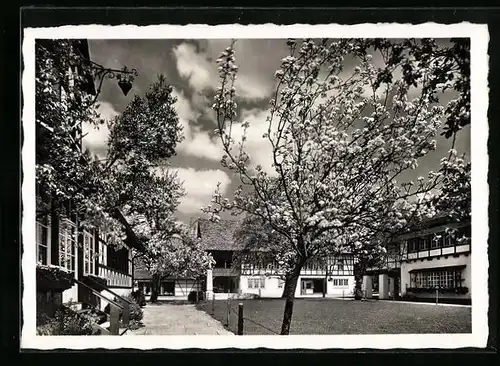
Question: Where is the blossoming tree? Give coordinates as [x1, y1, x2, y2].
[100, 77, 214, 302]
[202, 38, 470, 334]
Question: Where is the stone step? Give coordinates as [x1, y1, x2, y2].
[92, 323, 110, 336]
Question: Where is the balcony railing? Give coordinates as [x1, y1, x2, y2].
[213, 267, 240, 277]
[98, 264, 132, 288]
[405, 243, 471, 261]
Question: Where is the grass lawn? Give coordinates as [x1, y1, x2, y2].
[196, 298, 471, 335]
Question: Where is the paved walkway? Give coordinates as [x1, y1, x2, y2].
[127, 303, 234, 335]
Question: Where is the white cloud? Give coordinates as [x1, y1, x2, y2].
[229, 108, 277, 176]
[234, 73, 274, 101]
[173, 167, 231, 215]
[82, 101, 119, 158]
[173, 43, 216, 91]
[172, 88, 223, 161]
[172, 41, 277, 101]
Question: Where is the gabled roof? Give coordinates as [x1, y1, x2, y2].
[404, 210, 470, 233]
[192, 218, 247, 251]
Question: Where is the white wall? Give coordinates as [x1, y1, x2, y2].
[62, 283, 79, 304]
[400, 254, 471, 297]
[240, 275, 283, 298]
[323, 276, 355, 298]
[174, 279, 201, 296]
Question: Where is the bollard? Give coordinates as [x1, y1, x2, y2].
[342, 290, 344, 299]
[109, 303, 120, 335]
[226, 297, 230, 326]
[436, 289, 439, 305]
[212, 293, 216, 315]
[237, 303, 244, 335]
[122, 300, 130, 327]
[196, 290, 199, 304]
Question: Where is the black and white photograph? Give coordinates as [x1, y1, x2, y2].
[21, 23, 489, 349]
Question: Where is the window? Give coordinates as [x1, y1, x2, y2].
[431, 233, 443, 248]
[410, 268, 463, 289]
[408, 238, 419, 252]
[36, 216, 51, 265]
[83, 230, 95, 276]
[247, 277, 265, 289]
[444, 230, 456, 247]
[59, 219, 77, 272]
[419, 236, 430, 250]
[408, 230, 466, 252]
[333, 278, 349, 287]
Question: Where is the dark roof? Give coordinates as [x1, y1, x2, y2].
[194, 218, 247, 251]
[407, 210, 470, 232]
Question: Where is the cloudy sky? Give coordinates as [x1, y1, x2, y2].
[83, 38, 470, 225]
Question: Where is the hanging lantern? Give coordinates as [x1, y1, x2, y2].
[118, 78, 133, 96]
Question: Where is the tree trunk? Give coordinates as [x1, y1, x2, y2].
[280, 262, 303, 335]
[323, 272, 327, 298]
[150, 273, 161, 303]
[353, 261, 365, 300]
[281, 277, 290, 298]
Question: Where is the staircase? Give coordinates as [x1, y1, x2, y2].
[73, 278, 133, 335]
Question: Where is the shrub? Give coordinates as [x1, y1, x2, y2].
[131, 289, 147, 307]
[36, 264, 74, 292]
[406, 287, 469, 295]
[353, 288, 363, 300]
[188, 291, 205, 303]
[124, 294, 144, 322]
[104, 294, 144, 323]
[36, 306, 97, 335]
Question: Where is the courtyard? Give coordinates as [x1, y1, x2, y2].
[196, 298, 472, 335]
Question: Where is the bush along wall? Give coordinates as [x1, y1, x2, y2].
[406, 287, 469, 295]
[103, 294, 144, 330]
[36, 305, 99, 335]
[36, 264, 75, 292]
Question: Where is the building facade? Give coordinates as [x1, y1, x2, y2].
[134, 269, 202, 299]
[192, 218, 356, 299]
[35, 39, 142, 316]
[362, 215, 471, 304]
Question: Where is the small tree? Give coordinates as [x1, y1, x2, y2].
[203, 38, 468, 334]
[102, 75, 214, 303]
[134, 222, 215, 303]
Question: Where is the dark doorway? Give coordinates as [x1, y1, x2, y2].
[213, 276, 238, 293]
[391, 273, 401, 299]
[162, 281, 175, 296]
[301, 278, 325, 295]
